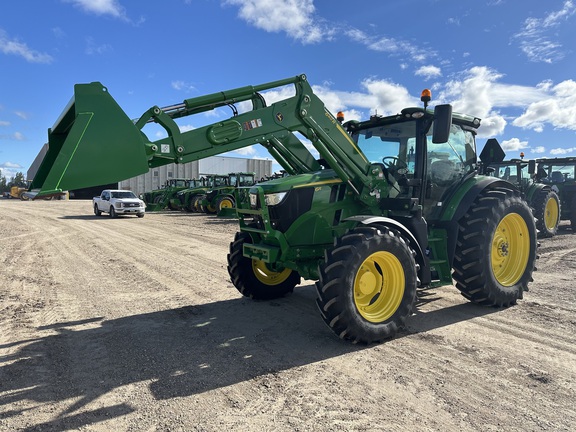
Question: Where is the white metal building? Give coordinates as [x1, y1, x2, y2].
[119, 155, 273, 196]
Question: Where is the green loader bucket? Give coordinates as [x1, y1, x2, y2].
[30, 82, 150, 197]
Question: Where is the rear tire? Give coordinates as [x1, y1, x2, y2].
[316, 225, 418, 344]
[533, 189, 560, 238]
[452, 187, 537, 307]
[216, 195, 235, 212]
[227, 231, 300, 300]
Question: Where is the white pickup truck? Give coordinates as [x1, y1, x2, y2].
[93, 189, 146, 218]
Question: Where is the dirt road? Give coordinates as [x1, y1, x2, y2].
[1, 199, 575, 431]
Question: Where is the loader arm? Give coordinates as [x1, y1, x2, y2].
[31, 74, 374, 199]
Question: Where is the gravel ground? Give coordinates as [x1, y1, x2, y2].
[1, 199, 575, 431]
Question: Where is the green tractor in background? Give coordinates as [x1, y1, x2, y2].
[143, 178, 195, 211]
[535, 157, 576, 231]
[198, 172, 256, 216]
[176, 174, 229, 212]
[486, 147, 561, 237]
[30, 74, 538, 344]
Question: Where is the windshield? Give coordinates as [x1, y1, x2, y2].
[354, 120, 477, 218]
[538, 162, 575, 183]
[111, 191, 137, 199]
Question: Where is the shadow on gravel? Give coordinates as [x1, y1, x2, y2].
[0, 285, 501, 431]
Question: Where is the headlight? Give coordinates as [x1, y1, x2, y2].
[264, 192, 287, 206]
[250, 193, 258, 207]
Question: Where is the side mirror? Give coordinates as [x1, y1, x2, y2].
[528, 160, 536, 175]
[432, 104, 452, 143]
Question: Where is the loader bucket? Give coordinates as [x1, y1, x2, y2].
[30, 82, 150, 197]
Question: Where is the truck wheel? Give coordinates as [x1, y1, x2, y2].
[452, 187, 537, 307]
[227, 231, 300, 300]
[94, 204, 102, 216]
[109, 206, 117, 218]
[137, 213, 145, 218]
[533, 189, 560, 237]
[216, 195, 235, 212]
[316, 225, 418, 344]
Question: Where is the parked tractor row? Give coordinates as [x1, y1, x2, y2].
[141, 172, 257, 216]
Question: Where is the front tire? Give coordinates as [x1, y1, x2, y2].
[452, 187, 537, 307]
[94, 204, 102, 216]
[227, 231, 300, 300]
[533, 189, 560, 237]
[316, 225, 418, 344]
[109, 206, 117, 218]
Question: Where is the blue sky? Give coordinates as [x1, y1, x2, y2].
[1, 0, 576, 180]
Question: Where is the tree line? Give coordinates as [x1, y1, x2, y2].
[0, 169, 27, 193]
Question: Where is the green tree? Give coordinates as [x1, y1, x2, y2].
[9, 171, 26, 187]
[0, 169, 7, 193]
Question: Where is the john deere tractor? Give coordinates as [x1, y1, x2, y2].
[198, 172, 256, 216]
[30, 74, 537, 344]
[176, 174, 229, 212]
[535, 157, 576, 230]
[486, 149, 560, 237]
[143, 178, 196, 211]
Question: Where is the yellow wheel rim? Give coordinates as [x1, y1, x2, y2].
[544, 197, 559, 231]
[252, 260, 292, 285]
[219, 198, 234, 210]
[353, 251, 405, 323]
[491, 213, 530, 286]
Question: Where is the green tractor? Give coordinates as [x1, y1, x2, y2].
[30, 74, 537, 344]
[169, 177, 208, 211]
[486, 150, 561, 237]
[198, 172, 256, 216]
[143, 178, 195, 211]
[535, 157, 576, 230]
[176, 174, 229, 212]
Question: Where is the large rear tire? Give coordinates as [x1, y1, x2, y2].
[316, 225, 418, 344]
[452, 187, 537, 307]
[227, 231, 300, 300]
[533, 189, 560, 238]
[216, 195, 235, 212]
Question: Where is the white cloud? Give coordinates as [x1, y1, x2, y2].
[415, 65, 442, 80]
[224, 0, 328, 44]
[234, 146, 257, 156]
[0, 132, 25, 141]
[512, 79, 576, 132]
[550, 147, 576, 155]
[0, 120, 10, 126]
[171, 81, 196, 92]
[513, 0, 576, 63]
[0, 29, 53, 63]
[1, 161, 23, 168]
[531, 146, 546, 154]
[501, 138, 529, 152]
[64, 0, 128, 20]
[345, 28, 432, 63]
[85, 37, 112, 55]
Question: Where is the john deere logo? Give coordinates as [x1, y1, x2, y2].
[276, 112, 284, 122]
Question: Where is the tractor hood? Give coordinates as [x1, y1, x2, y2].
[253, 169, 342, 194]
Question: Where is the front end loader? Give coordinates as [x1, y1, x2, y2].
[32, 74, 537, 344]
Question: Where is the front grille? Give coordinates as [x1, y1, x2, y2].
[124, 202, 140, 207]
[268, 188, 314, 232]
